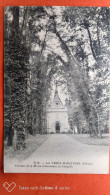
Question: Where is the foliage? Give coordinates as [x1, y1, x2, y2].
[4, 6, 109, 149]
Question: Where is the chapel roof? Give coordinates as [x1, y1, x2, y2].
[49, 85, 64, 109]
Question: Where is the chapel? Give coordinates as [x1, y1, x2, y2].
[47, 86, 69, 133]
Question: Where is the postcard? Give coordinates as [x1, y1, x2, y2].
[4, 6, 109, 173]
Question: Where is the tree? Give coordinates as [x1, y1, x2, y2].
[4, 6, 109, 151]
[4, 7, 29, 148]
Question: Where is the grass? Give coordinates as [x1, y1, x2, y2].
[69, 133, 109, 146]
[4, 134, 49, 161]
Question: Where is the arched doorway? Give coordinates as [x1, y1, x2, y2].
[55, 122, 60, 133]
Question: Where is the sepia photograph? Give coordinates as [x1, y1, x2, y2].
[4, 6, 109, 173]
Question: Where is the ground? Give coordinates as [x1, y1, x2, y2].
[4, 133, 109, 174]
[69, 133, 109, 146]
[4, 134, 49, 161]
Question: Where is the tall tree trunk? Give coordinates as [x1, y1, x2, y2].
[52, 20, 99, 136]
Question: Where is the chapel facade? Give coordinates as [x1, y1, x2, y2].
[47, 87, 69, 133]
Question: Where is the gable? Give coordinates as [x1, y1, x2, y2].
[53, 92, 63, 107]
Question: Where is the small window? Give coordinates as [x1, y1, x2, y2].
[56, 102, 59, 105]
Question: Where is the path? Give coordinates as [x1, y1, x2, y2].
[5, 134, 109, 173]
